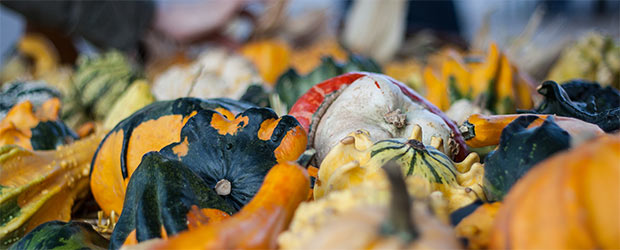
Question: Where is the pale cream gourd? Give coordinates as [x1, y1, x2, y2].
[313, 75, 456, 163]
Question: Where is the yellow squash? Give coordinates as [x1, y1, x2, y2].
[315, 127, 485, 212]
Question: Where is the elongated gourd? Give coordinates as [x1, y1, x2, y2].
[0, 133, 103, 247]
[460, 113, 605, 148]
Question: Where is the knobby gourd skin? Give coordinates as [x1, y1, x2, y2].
[146, 161, 310, 249]
[280, 163, 461, 249]
[490, 135, 620, 249]
[0, 98, 78, 151]
[315, 127, 485, 212]
[90, 98, 307, 220]
[0, 133, 104, 247]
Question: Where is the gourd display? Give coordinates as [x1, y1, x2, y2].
[0, 133, 103, 247]
[62, 51, 138, 128]
[90, 98, 306, 218]
[421, 43, 535, 113]
[0, 81, 61, 120]
[152, 48, 262, 101]
[1, 25, 618, 250]
[0, 98, 78, 150]
[9, 221, 109, 250]
[315, 128, 485, 212]
[143, 159, 311, 249]
[490, 134, 620, 249]
[280, 163, 461, 249]
[526, 80, 620, 132]
[288, 72, 468, 162]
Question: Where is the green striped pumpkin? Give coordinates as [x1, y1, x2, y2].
[61, 51, 138, 128]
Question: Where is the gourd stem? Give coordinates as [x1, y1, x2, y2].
[459, 121, 475, 140]
[381, 161, 419, 242]
[215, 179, 232, 196]
[296, 148, 316, 168]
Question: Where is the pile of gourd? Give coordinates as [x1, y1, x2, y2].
[0, 33, 618, 250]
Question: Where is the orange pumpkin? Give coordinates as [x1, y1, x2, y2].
[490, 134, 620, 249]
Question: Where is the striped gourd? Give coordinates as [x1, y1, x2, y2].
[61, 51, 137, 127]
[0, 81, 60, 120]
[315, 127, 486, 212]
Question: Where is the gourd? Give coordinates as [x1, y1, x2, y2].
[525, 80, 620, 132]
[289, 72, 468, 163]
[62, 51, 137, 128]
[547, 32, 619, 89]
[315, 128, 484, 212]
[9, 221, 109, 250]
[384, 59, 424, 93]
[140, 156, 312, 249]
[90, 98, 306, 218]
[274, 55, 381, 110]
[452, 202, 501, 249]
[279, 162, 461, 249]
[482, 115, 570, 201]
[460, 113, 604, 148]
[239, 39, 291, 85]
[0, 98, 78, 150]
[102, 80, 155, 130]
[0, 133, 103, 247]
[420, 43, 535, 114]
[490, 135, 620, 249]
[289, 38, 349, 74]
[0, 81, 61, 120]
[109, 152, 236, 248]
[152, 48, 262, 101]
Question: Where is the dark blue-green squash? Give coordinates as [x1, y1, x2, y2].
[8, 221, 109, 250]
[524, 80, 620, 132]
[109, 152, 234, 249]
[483, 115, 571, 201]
[30, 120, 79, 150]
[91, 98, 307, 248]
